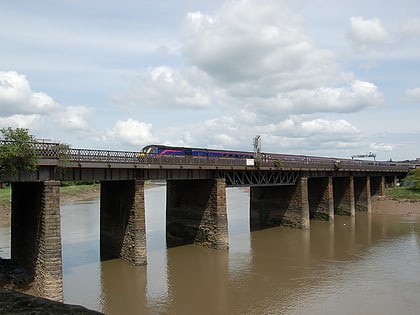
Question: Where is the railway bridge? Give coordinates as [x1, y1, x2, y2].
[1, 142, 410, 301]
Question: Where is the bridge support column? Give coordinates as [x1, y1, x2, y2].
[100, 180, 147, 265]
[354, 177, 372, 212]
[308, 177, 334, 221]
[166, 178, 229, 249]
[333, 176, 355, 216]
[250, 176, 310, 230]
[371, 176, 385, 197]
[11, 181, 63, 302]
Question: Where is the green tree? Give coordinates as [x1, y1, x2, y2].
[0, 127, 38, 177]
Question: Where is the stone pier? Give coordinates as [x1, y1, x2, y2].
[333, 176, 355, 216]
[371, 176, 385, 197]
[100, 180, 147, 265]
[308, 177, 334, 221]
[166, 178, 229, 249]
[11, 181, 63, 302]
[250, 176, 310, 230]
[354, 176, 372, 212]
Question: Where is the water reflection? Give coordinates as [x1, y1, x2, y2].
[2, 186, 420, 314]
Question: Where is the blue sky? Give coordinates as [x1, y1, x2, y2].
[0, 0, 419, 161]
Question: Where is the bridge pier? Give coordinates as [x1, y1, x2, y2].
[371, 176, 385, 196]
[100, 180, 147, 265]
[308, 177, 334, 221]
[333, 176, 355, 216]
[250, 176, 310, 230]
[11, 181, 63, 302]
[166, 178, 229, 249]
[354, 176, 372, 212]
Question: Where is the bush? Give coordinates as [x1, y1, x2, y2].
[0, 128, 38, 177]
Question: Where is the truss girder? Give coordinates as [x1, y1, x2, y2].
[217, 171, 298, 186]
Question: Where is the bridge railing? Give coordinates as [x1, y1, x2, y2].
[1, 140, 409, 172]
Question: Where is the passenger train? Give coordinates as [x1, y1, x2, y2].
[140, 144, 412, 169]
[141, 144, 254, 159]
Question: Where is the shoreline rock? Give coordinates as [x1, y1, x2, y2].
[0, 288, 103, 314]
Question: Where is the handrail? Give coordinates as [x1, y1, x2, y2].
[0, 140, 412, 172]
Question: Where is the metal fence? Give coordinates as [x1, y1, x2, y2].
[0, 140, 412, 172]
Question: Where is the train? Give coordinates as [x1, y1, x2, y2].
[140, 144, 254, 159]
[140, 144, 414, 170]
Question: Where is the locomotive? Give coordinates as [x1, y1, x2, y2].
[140, 144, 254, 159]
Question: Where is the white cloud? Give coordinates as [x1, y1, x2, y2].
[370, 142, 394, 152]
[404, 87, 420, 103]
[401, 17, 420, 38]
[0, 71, 60, 115]
[113, 66, 212, 109]
[0, 70, 94, 139]
[347, 16, 390, 51]
[101, 119, 157, 147]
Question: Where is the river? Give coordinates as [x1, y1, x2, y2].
[1, 185, 420, 314]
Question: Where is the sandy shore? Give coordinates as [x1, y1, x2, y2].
[372, 196, 420, 216]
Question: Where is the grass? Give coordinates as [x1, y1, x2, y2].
[0, 186, 11, 208]
[386, 187, 420, 201]
[0, 183, 100, 208]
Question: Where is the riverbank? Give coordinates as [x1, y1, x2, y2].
[372, 195, 420, 216]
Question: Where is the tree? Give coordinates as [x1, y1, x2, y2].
[0, 127, 38, 177]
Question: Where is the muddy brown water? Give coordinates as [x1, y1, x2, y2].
[1, 186, 420, 314]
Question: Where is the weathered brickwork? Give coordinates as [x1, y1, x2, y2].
[308, 177, 334, 221]
[250, 177, 310, 230]
[370, 176, 385, 196]
[100, 180, 147, 265]
[354, 177, 372, 212]
[333, 176, 355, 216]
[11, 181, 63, 302]
[166, 179, 229, 249]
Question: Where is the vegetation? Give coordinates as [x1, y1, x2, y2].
[386, 169, 420, 200]
[0, 183, 100, 209]
[0, 128, 38, 177]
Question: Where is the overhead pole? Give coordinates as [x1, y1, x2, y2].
[351, 152, 376, 161]
[253, 135, 261, 159]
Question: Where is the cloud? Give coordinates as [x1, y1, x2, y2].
[0, 70, 93, 139]
[401, 17, 420, 38]
[182, 1, 383, 115]
[370, 142, 394, 152]
[101, 119, 157, 147]
[113, 66, 212, 110]
[347, 16, 390, 51]
[404, 87, 420, 103]
[0, 71, 60, 115]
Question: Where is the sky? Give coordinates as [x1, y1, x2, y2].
[0, 0, 419, 161]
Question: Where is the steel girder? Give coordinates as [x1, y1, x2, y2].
[216, 170, 299, 186]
